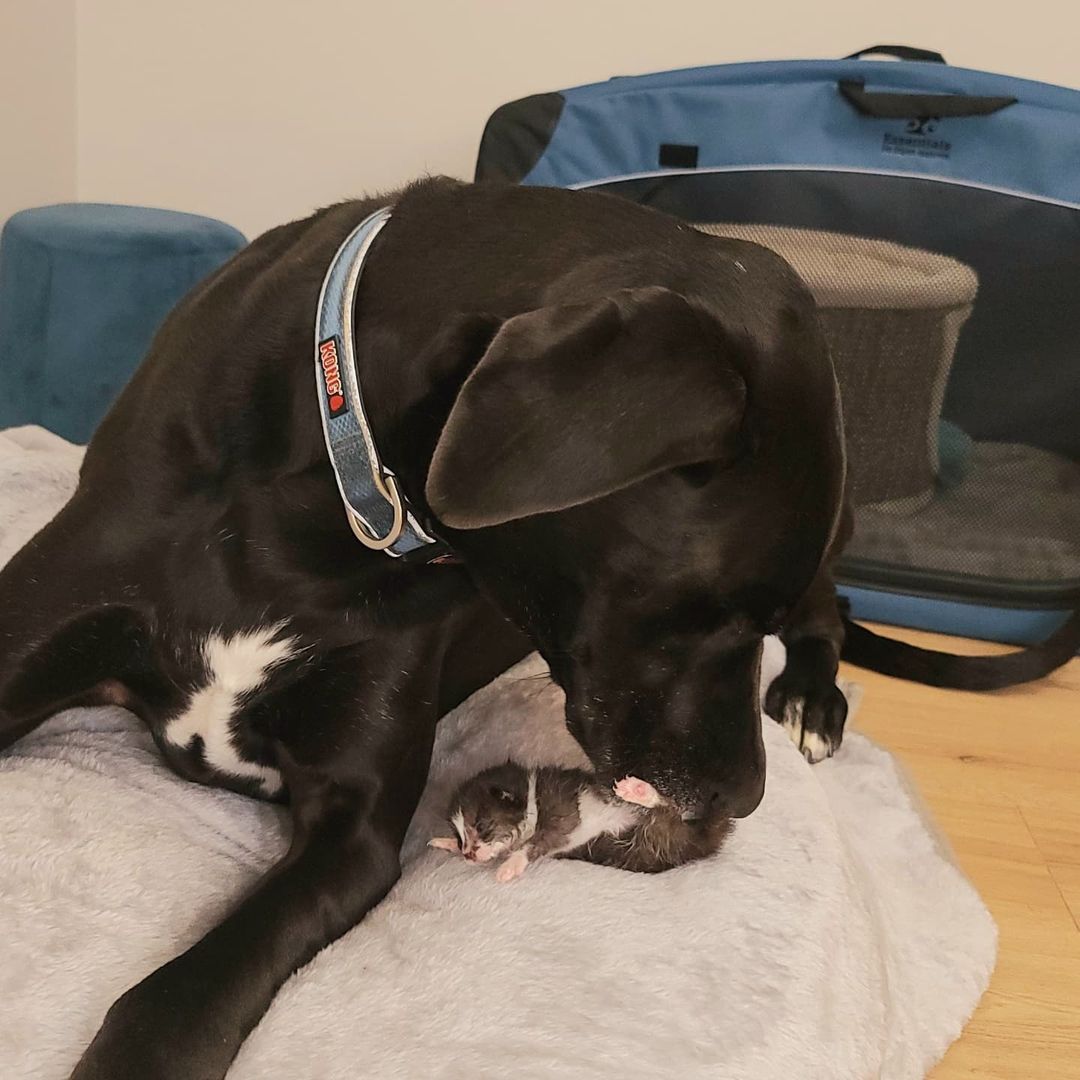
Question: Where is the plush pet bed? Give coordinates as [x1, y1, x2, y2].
[0, 427, 996, 1080]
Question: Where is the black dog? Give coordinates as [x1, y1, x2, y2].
[0, 178, 1075, 1079]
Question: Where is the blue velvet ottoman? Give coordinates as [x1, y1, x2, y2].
[0, 204, 246, 443]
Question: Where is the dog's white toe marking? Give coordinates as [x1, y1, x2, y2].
[800, 730, 832, 764]
[779, 697, 833, 763]
[164, 624, 296, 796]
[781, 697, 805, 746]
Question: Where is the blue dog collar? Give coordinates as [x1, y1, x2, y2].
[314, 208, 442, 559]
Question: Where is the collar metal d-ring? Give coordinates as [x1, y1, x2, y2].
[345, 472, 405, 550]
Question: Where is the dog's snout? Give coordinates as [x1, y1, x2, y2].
[722, 779, 764, 819]
[686, 771, 764, 821]
[722, 769, 766, 819]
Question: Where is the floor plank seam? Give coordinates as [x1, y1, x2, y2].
[1043, 864, 1080, 934]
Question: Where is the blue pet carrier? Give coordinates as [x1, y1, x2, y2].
[476, 46, 1080, 644]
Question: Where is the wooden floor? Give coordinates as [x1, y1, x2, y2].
[844, 625, 1079, 1079]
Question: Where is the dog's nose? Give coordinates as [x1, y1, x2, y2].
[722, 780, 764, 819]
[723, 769, 766, 819]
[687, 775, 764, 821]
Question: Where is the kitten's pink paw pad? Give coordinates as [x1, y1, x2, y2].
[495, 850, 529, 883]
[614, 776, 662, 808]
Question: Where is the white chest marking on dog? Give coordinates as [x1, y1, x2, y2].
[553, 788, 637, 856]
[164, 625, 296, 796]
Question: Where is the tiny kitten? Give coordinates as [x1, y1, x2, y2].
[429, 762, 731, 882]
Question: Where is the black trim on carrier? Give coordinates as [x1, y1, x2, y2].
[475, 92, 565, 184]
[659, 143, 699, 169]
[837, 80, 1016, 120]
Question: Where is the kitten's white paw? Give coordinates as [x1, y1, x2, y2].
[428, 837, 459, 853]
[495, 849, 529, 883]
[614, 776, 663, 808]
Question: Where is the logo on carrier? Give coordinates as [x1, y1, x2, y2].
[882, 116, 951, 160]
[905, 116, 938, 136]
[319, 336, 349, 417]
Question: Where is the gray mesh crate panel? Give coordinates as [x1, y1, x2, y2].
[696, 223, 977, 510]
[849, 441, 1080, 584]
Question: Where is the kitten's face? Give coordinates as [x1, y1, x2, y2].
[449, 764, 528, 863]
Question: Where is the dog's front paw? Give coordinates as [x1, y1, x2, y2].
[765, 666, 848, 764]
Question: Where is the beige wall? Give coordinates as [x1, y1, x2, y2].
[0, 0, 77, 225]
[4, 1, 1075, 239]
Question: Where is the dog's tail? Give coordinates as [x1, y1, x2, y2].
[840, 605, 1080, 690]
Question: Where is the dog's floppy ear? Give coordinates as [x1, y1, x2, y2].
[426, 286, 747, 529]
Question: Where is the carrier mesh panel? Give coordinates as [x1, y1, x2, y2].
[697, 224, 976, 510]
[855, 441, 1080, 583]
[690, 219, 1080, 600]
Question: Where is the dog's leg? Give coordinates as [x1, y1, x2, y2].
[69, 634, 442, 1080]
[765, 566, 849, 765]
[0, 500, 154, 751]
[71, 766, 410, 1080]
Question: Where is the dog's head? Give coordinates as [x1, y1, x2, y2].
[425, 283, 844, 822]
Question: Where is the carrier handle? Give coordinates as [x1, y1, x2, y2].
[838, 80, 1017, 119]
[844, 45, 947, 63]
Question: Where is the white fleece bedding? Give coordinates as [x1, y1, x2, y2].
[0, 426, 996, 1079]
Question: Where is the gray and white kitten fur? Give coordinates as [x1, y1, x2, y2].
[429, 762, 731, 882]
